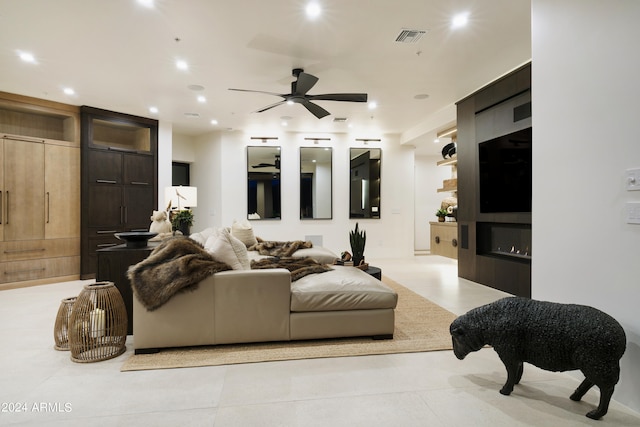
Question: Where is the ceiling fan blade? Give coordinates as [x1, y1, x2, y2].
[294, 72, 319, 95]
[308, 93, 368, 102]
[254, 100, 287, 113]
[229, 88, 286, 98]
[302, 100, 330, 119]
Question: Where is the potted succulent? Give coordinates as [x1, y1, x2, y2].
[349, 222, 367, 267]
[436, 208, 448, 222]
[171, 209, 194, 236]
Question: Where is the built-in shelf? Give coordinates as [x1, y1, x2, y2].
[436, 156, 457, 193]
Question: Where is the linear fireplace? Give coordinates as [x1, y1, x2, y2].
[477, 223, 531, 263]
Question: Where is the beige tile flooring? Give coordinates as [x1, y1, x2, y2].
[1, 255, 639, 426]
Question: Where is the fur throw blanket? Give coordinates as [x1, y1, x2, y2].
[248, 239, 313, 257]
[128, 236, 333, 311]
[251, 257, 333, 281]
[127, 237, 231, 311]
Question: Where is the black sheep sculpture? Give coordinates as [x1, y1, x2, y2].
[449, 297, 626, 420]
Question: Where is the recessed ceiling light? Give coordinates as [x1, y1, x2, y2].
[452, 12, 469, 29]
[281, 121, 288, 127]
[197, 95, 206, 103]
[368, 101, 377, 110]
[176, 59, 188, 70]
[210, 119, 218, 125]
[63, 87, 75, 95]
[149, 106, 158, 114]
[18, 51, 36, 63]
[137, 0, 154, 8]
[306, 2, 321, 19]
[286, 100, 294, 105]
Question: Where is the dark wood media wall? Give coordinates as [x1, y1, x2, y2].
[456, 63, 532, 297]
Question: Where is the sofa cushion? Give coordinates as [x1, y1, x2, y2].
[205, 228, 250, 270]
[290, 266, 398, 312]
[231, 219, 258, 247]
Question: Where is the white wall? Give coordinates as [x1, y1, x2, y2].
[414, 155, 453, 251]
[174, 130, 416, 258]
[157, 121, 173, 210]
[532, 0, 640, 413]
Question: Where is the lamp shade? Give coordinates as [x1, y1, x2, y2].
[165, 186, 197, 209]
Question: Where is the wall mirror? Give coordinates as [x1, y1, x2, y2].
[247, 146, 281, 220]
[349, 148, 381, 219]
[300, 147, 332, 219]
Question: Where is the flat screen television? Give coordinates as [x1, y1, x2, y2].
[478, 127, 532, 213]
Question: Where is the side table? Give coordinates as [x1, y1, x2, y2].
[364, 266, 382, 280]
[97, 242, 158, 335]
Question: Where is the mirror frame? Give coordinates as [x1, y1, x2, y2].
[349, 147, 381, 219]
[300, 146, 333, 220]
[247, 145, 282, 220]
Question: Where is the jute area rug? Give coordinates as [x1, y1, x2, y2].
[120, 276, 457, 372]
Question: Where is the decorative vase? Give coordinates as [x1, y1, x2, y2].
[438, 216, 445, 222]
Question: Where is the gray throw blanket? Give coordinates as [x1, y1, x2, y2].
[128, 237, 231, 311]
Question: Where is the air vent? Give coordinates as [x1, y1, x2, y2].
[184, 112, 200, 118]
[333, 117, 348, 123]
[395, 29, 427, 43]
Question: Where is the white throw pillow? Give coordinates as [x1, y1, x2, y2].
[205, 229, 250, 270]
[231, 219, 258, 247]
[190, 227, 218, 246]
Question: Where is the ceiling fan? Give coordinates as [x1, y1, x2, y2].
[229, 68, 368, 119]
[252, 154, 281, 170]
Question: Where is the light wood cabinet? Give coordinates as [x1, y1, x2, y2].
[0, 92, 80, 289]
[3, 137, 45, 241]
[45, 144, 80, 239]
[430, 222, 458, 259]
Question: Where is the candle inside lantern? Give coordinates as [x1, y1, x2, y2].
[90, 308, 105, 338]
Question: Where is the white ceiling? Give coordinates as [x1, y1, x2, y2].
[0, 0, 531, 155]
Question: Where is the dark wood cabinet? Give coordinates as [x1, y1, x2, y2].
[97, 243, 157, 335]
[81, 106, 158, 278]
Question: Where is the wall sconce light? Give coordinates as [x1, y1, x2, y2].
[250, 136, 279, 143]
[304, 137, 331, 145]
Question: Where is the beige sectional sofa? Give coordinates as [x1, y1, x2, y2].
[132, 224, 398, 354]
[133, 265, 398, 354]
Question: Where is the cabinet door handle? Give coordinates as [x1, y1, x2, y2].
[0, 190, 2, 224]
[96, 230, 117, 234]
[5, 191, 8, 225]
[3, 135, 45, 144]
[452, 239, 458, 247]
[96, 179, 117, 184]
[120, 206, 124, 224]
[124, 206, 128, 223]
[4, 248, 46, 254]
[46, 192, 50, 223]
[5, 268, 46, 275]
[130, 181, 149, 185]
[434, 236, 440, 244]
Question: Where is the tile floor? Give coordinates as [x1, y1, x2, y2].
[1, 255, 639, 426]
